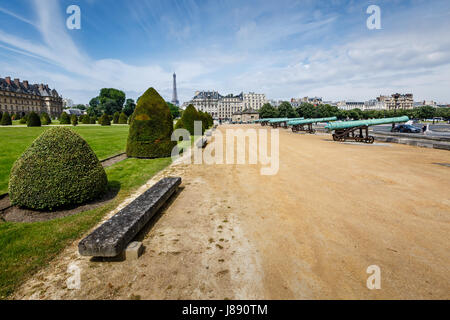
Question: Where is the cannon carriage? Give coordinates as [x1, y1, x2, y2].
[325, 116, 409, 144]
[289, 117, 338, 134]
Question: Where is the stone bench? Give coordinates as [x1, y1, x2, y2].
[78, 177, 182, 257]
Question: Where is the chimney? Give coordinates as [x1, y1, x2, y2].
[23, 80, 29, 89]
[5, 77, 11, 85]
[39, 84, 44, 91]
[14, 78, 20, 87]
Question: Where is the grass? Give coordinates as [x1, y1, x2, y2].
[0, 157, 172, 299]
[0, 125, 129, 194]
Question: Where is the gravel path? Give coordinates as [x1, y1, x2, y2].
[13, 125, 450, 299]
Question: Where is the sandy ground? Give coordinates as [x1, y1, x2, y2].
[13, 125, 450, 300]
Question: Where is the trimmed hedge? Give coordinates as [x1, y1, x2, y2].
[126, 87, 176, 158]
[41, 112, 52, 125]
[27, 112, 41, 127]
[9, 127, 108, 210]
[1, 111, 12, 126]
[118, 112, 128, 124]
[60, 112, 70, 124]
[99, 114, 111, 126]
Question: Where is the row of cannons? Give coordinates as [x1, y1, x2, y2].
[254, 116, 410, 144]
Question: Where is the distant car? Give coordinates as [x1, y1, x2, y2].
[392, 124, 421, 133]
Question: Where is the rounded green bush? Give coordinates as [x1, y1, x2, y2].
[27, 112, 41, 127]
[9, 127, 108, 210]
[82, 115, 90, 124]
[90, 116, 97, 124]
[60, 112, 70, 124]
[19, 115, 27, 124]
[1, 111, 12, 126]
[126, 87, 176, 158]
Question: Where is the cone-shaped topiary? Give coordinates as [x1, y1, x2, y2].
[90, 116, 97, 124]
[71, 114, 78, 126]
[99, 114, 111, 126]
[126, 87, 176, 158]
[9, 127, 108, 210]
[1, 111, 12, 126]
[113, 112, 120, 124]
[118, 112, 128, 124]
[177, 104, 203, 135]
[60, 112, 70, 124]
[27, 112, 41, 127]
[41, 112, 52, 125]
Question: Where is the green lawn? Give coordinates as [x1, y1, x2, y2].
[0, 157, 172, 299]
[0, 125, 130, 194]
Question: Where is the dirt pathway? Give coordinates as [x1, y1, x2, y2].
[13, 125, 450, 299]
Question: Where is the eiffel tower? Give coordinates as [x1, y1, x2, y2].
[171, 73, 180, 106]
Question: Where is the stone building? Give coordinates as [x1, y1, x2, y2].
[231, 109, 260, 123]
[243, 92, 267, 110]
[187, 90, 266, 120]
[189, 91, 222, 119]
[0, 76, 63, 117]
[218, 93, 243, 120]
[377, 93, 414, 110]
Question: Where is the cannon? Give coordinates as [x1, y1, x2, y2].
[325, 116, 409, 144]
[258, 118, 288, 126]
[288, 117, 338, 134]
[268, 118, 304, 128]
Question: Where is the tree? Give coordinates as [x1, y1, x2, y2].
[416, 106, 435, 120]
[1, 111, 12, 126]
[167, 102, 181, 118]
[118, 112, 128, 124]
[71, 114, 78, 126]
[259, 103, 279, 118]
[277, 101, 298, 118]
[27, 112, 41, 127]
[98, 88, 126, 115]
[126, 87, 177, 158]
[60, 112, 71, 124]
[73, 104, 87, 111]
[88, 97, 101, 117]
[90, 116, 97, 124]
[295, 103, 315, 119]
[123, 99, 136, 117]
[82, 114, 91, 124]
[9, 127, 108, 210]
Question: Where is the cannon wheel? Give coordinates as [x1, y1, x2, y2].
[365, 136, 375, 144]
[310, 129, 316, 134]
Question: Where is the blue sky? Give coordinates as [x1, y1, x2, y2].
[0, 0, 450, 104]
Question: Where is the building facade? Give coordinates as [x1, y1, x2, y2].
[377, 93, 414, 110]
[189, 91, 222, 119]
[218, 93, 243, 120]
[231, 109, 260, 123]
[186, 91, 266, 120]
[0, 76, 63, 118]
[243, 92, 267, 110]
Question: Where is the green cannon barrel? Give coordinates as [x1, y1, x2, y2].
[288, 117, 337, 126]
[325, 116, 409, 130]
[270, 117, 304, 124]
[267, 118, 289, 123]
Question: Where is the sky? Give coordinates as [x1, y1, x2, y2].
[0, 0, 449, 105]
